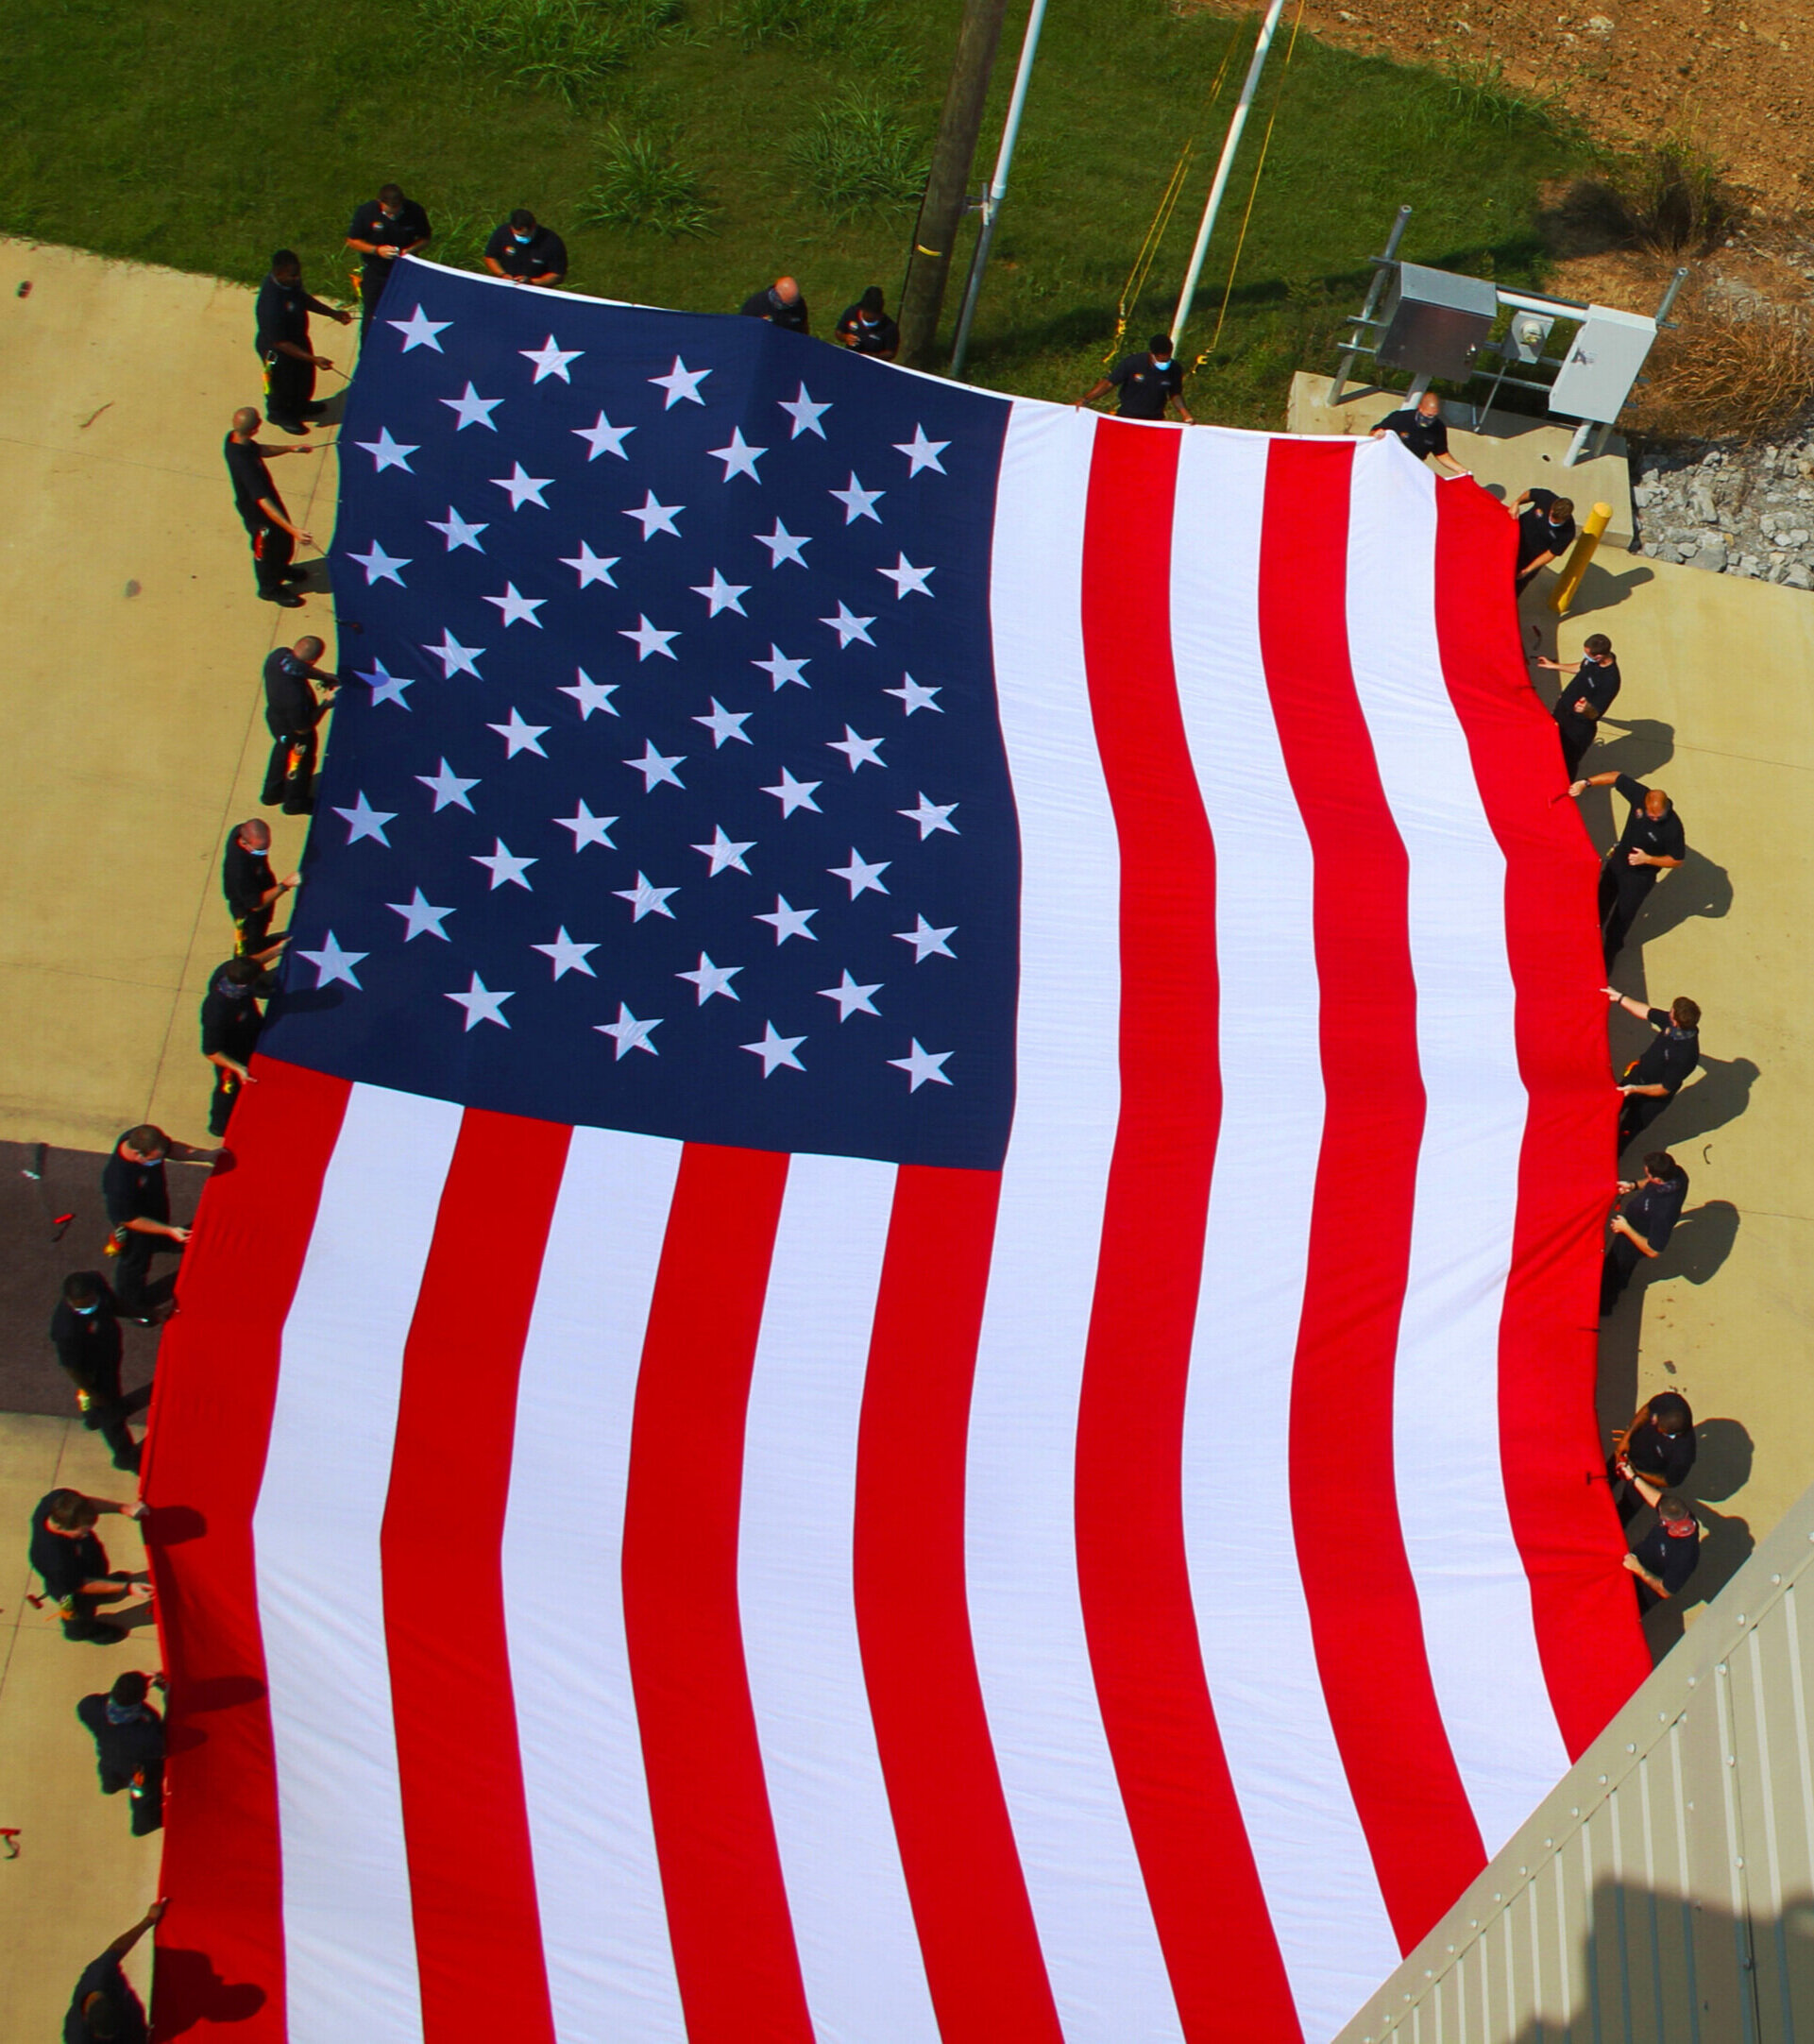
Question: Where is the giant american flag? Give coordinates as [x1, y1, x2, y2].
[144, 255, 1651, 2044]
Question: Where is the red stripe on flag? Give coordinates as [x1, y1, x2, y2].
[381, 1107, 568, 2044]
[621, 1142, 812, 2044]
[1075, 417, 1298, 2039]
[853, 1163, 1062, 2044]
[1430, 483, 1652, 1753]
[1259, 437, 1486, 1950]
[144, 1057, 350, 2043]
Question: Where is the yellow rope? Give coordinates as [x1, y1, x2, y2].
[1205, 0, 1308, 359]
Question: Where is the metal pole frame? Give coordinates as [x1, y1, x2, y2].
[951, 0, 1052, 379]
[1330, 204, 1411, 403]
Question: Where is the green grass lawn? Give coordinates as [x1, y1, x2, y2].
[0, 0, 1587, 425]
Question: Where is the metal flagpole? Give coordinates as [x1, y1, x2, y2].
[1170, 0, 1287, 349]
[951, 0, 1051, 379]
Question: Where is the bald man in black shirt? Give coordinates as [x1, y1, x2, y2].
[1568, 772, 1687, 971]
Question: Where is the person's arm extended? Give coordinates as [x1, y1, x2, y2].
[1509, 489, 1533, 514]
[101, 1901, 167, 1964]
[1524, 547, 1560, 574]
[1622, 1551, 1669, 1595]
[164, 1139, 224, 1166]
[1610, 1213, 1662, 1257]
[250, 440, 315, 460]
[1079, 376, 1115, 405]
[484, 254, 510, 279]
[1431, 450, 1466, 476]
[255, 495, 314, 548]
[206, 1049, 254, 1084]
[303, 291, 352, 326]
[121, 1212, 183, 1239]
[529, 268, 564, 286]
[1604, 986, 1660, 1022]
[256, 872, 302, 911]
[1170, 395, 1196, 426]
[1567, 770, 1626, 796]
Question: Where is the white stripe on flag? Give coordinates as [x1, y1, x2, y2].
[501, 1124, 687, 2043]
[1345, 442, 1570, 1848]
[1169, 427, 1403, 2040]
[977, 400, 1187, 2042]
[738, 1152, 941, 2044]
[254, 1082, 463, 2044]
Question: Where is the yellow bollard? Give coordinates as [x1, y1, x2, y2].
[1550, 502, 1613, 616]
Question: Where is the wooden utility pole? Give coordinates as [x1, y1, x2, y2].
[897, 0, 1011, 369]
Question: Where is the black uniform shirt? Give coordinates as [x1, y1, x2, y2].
[29, 1495, 111, 1603]
[224, 436, 282, 525]
[1107, 351, 1185, 420]
[200, 967, 267, 1064]
[223, 839, 276, 920]
[49, 1278, 123, 1393]
[1632, 1516, 1701, 1596]
[1378, 406, 1450, 460]
[64, 1952, 148, 2044]
[485, 224, 568, 281]
[1621, 1168, 1688, 1255]
[1627, 1011, 1700, 1097]
[1553, 656, 1620, 727]
[102, 1141, 170, 1231]
[347, 197, 432, 281]
[76, 1694, 165, 1792]
[255, 274, 332, 357]
[1516, 488, 1577, 570]
[1624, 1412, 1697, 1489]
[263, 648, 330, 738]
[740, 285, 810, 332]
[835, 303, 900, 356]
[1612, 775, 1687, 863]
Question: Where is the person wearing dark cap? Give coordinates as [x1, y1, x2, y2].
[1605, 986, 1701, 1151]
[1534, 635, 1620, 777]
[76, 1672, 166, 1836]
[1609, 1390, 1696, 1520]
[1567, 772, 1687, 972]
[222, 819, 299, 958]
[1624, 1491, 1701, 1610]
[1080, 334, 1195, 423]
[1368, 391, 1466, 476]
[484, 209, 567, 285]
[255, 250, 352, 436]
[50, 1272, 140, 1473]
[346, 182, 432, 333]
[201, 956, 276, 1135]
[64, 1900, 163, 2042]
[223, 407, 318, 607]
[740, 275, 810, 333]
[262, 635, 339, 814]
[1510, 487, 1577, 593]
[1600, 1150, 1689, 1316]
[28, 1488, 148, 1645]
[835, 286, 899, 359]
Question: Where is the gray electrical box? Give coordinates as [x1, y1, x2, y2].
[1376, 264, 1499, 381]
[1547, 304, 1658, 424]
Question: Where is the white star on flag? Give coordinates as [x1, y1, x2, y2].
[297, 932, 367, 989]
[690, 570, 749, 617]
[415, 758, 480, 812]
[559, 542, 619, 588]
[557, 671, 618, 719]
[359, 661, 414, 710]
[649, 356, 711, 408]
[743, 1022, 807, 1075]
[332, 792, 397, 845]
[827, 725, 886, 771]
[693, 826, 754, 876]
[441, 383, 503, 431]
[531, 928, 598, 979]
[422, 630, 483, 679]
[623, 491, 684, 540]
[754, 520, 812, 570]
[520, 334, 583, 383]
[819, 972, 882, 1020]
[597, 1003, 661, 1059]
[677, 953, 742, 1004]
[877, 554, 936, 599]
[356, 428, 417, 473]
[821, 603, 876, 648]
[614, 873, 679, 922]
[487, 709, 550, 758]
[830, 473, 885, 524]
[894, 915, 957, 962]
[573, 412, 635, 460]
[778, 383, 831, 439]
[619, 615, 679, 661]
[707, 427, 766, 481]
[472, 840, 537, 890]
[829, 848, 890, 898]
[893, 424, 950, 476]
[693, 699, 753, 747]
[885, 673, 941, 715]
[387, 889, 454, 941]
[447, 973, 513, 1030]
[752, 645, 810, 690]
[428, 505, 487, 553]
[555, 800, 618, 850]
[899, 792, 959, 838]
[387, 305, 449, 351]
[762, 769, 822, 817]
[755, 896, 818, 944]
[491, 464, 552, 510]
[625, 741, 686, 792]
[482, 582, 546, 627]
[890, 1039, 954, 1090]
[348, 538, 409, 587]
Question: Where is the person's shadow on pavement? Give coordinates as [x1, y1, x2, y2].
[144, 1950, 266, 2035]
[1641, 1055, 1760, 1154]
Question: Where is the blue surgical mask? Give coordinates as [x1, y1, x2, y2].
[1152, 357, 1173, 370]
[72, 1302, 99, 1316]
[514, 232, 533, 245]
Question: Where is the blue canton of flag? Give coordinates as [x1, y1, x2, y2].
[263, 260, 1021, 1170]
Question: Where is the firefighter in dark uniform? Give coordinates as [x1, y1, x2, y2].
[50, 1272, 141, 1472]
[200, 956, 274, 1135]
[102, 1125, 218, 1318]
[835, 287, 899, 358]
[483, 210, 568, 286]
[224, 407, 316, 606]
[345, 183, 432, 334]
[1600, 1150, 1689, 1316]
[222, 818, 298, 956]
[262, 636, 339, 814]
[256, 249, 352, 435]
[1534, 635, 1620, 778]
[1080, 333, 1195, 424]
[1368, 392, 1466, 476]
[1605, 987, 1702, 1152]
[27, 1488, 148, 1644]
[1567, 771, 1687, 971]
[76, 1672, 166, 1836]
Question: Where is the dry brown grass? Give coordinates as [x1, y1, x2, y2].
[1629, 298, 1814, 445]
